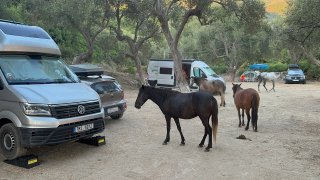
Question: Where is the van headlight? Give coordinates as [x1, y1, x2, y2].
[21, 103, 51, 116]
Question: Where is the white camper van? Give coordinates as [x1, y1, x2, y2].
[147, 59, 225, 89]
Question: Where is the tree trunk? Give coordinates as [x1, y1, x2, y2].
[72, 52, 91, 64]
[170, 42, 189, 92]
[133, 55, 145, 86]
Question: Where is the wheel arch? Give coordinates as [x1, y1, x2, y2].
[0, 111, 22, 128]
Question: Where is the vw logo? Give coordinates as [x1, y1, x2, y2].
[77, 105, 86, 114]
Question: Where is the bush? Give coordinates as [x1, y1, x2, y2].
[212, 65, 228, 74]
[306, 65, 320, 80]
[267, 62, 287, 72]
[126, 66, 136, 75]
[297, 60, 320, 80]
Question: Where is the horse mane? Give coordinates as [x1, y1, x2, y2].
[145, 86, 180, 98]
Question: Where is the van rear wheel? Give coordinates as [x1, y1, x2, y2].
[0, 123, 26, 160]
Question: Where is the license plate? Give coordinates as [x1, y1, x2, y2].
[74, 123, 94, 133]
[107, 107, 119, 113]
[293, 79, 299, 81]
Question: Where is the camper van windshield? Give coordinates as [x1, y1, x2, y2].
[0, 55, 79, 85]
[202, 67, 219, 77]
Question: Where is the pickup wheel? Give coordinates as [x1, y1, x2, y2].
[0, 123, 27, 160]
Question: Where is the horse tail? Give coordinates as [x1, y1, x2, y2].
[251, 94, 259, 128]
[211, 97, 219, 143]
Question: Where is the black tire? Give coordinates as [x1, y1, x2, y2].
[110, 113, 123, 120]
[0, 123, 27, 160]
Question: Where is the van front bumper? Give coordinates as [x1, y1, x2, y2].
[19, 117, 105, 147]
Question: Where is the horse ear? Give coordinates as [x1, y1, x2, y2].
[240, 83, 242, 86]
[232, 83, 234, 85]
[142, 85, 145, 89]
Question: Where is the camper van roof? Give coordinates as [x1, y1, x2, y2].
[0, 20, 61, 56]
[150, 58, 199, 63]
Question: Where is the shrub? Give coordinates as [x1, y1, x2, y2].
[212, 65, 228, 74]
[267, 62, 287, 72]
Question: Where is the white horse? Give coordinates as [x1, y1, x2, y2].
[257, 72, 280, 92]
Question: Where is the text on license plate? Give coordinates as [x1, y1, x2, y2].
[107, 107, 118, 113]
[74, 123, 94, 133]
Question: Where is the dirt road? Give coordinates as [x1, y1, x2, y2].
[0, 82, 320, 179]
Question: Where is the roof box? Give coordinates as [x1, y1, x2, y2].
[0, 20, 61, 56]
[69, 64, 104, 77]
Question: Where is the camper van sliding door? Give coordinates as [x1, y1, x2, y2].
[157, 67, 175, 87]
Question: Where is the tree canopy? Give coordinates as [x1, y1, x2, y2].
[1, 0, 320, 82]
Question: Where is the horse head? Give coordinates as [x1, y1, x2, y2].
[231, 83, 242, 98]
[135, 85, 149, 109]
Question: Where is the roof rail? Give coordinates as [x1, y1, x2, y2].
[0, 19, 23, 25]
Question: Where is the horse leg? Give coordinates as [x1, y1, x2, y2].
[241, 109, 245, 126]
[173, 118, 185, 145]
[221, 92, 226, 107]
[200, 116, 212, 151]
[198, 127, 207, 148]
[269, 80, 275, 92]
[258, 80, 261, 92]
[237, 107, 241, 127]
[263, 80, 268, 92]
[163, 116, 171, 145]
[245, 109, 251, 130]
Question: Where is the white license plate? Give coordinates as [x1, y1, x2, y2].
[293, 79, 299, 81]
[74, 123, 94, 133]
[107, 107, 119, 113]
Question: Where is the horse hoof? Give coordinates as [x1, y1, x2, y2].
[162, 142, 168, 145]
[205, 148, 210, 152]
[180, 142, 185, 146]
[198, 144, 204, 148]
[245, 127, 249, 131]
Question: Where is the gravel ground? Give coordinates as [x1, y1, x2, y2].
[0, 81, 320, 180]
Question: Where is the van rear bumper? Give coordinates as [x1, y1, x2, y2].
[19, 117, 105, 147]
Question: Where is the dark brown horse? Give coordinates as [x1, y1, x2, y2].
[135, 85, 218, 151]
[191, 77, 226, 107]
[232, 83, 260, 132]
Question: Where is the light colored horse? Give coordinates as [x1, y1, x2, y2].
[191, 77, 226, 107]
[257, 72, 280, 92]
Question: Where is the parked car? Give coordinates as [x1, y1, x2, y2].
[284, 64, 306, 84]
[240, 71, 258, 82]
[70, 64, 127, 119]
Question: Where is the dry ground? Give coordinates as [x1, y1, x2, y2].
[0, 81, 320, 179]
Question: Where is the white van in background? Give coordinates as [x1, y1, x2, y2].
[147, 59, 225, 89]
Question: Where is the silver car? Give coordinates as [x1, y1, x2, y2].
[0, 20, 105, 160]
[70, 64, 127, 119]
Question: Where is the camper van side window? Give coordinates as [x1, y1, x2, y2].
[159, 67, 172, 75]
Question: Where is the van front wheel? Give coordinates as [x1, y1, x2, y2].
[0, 123, 26, 160]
